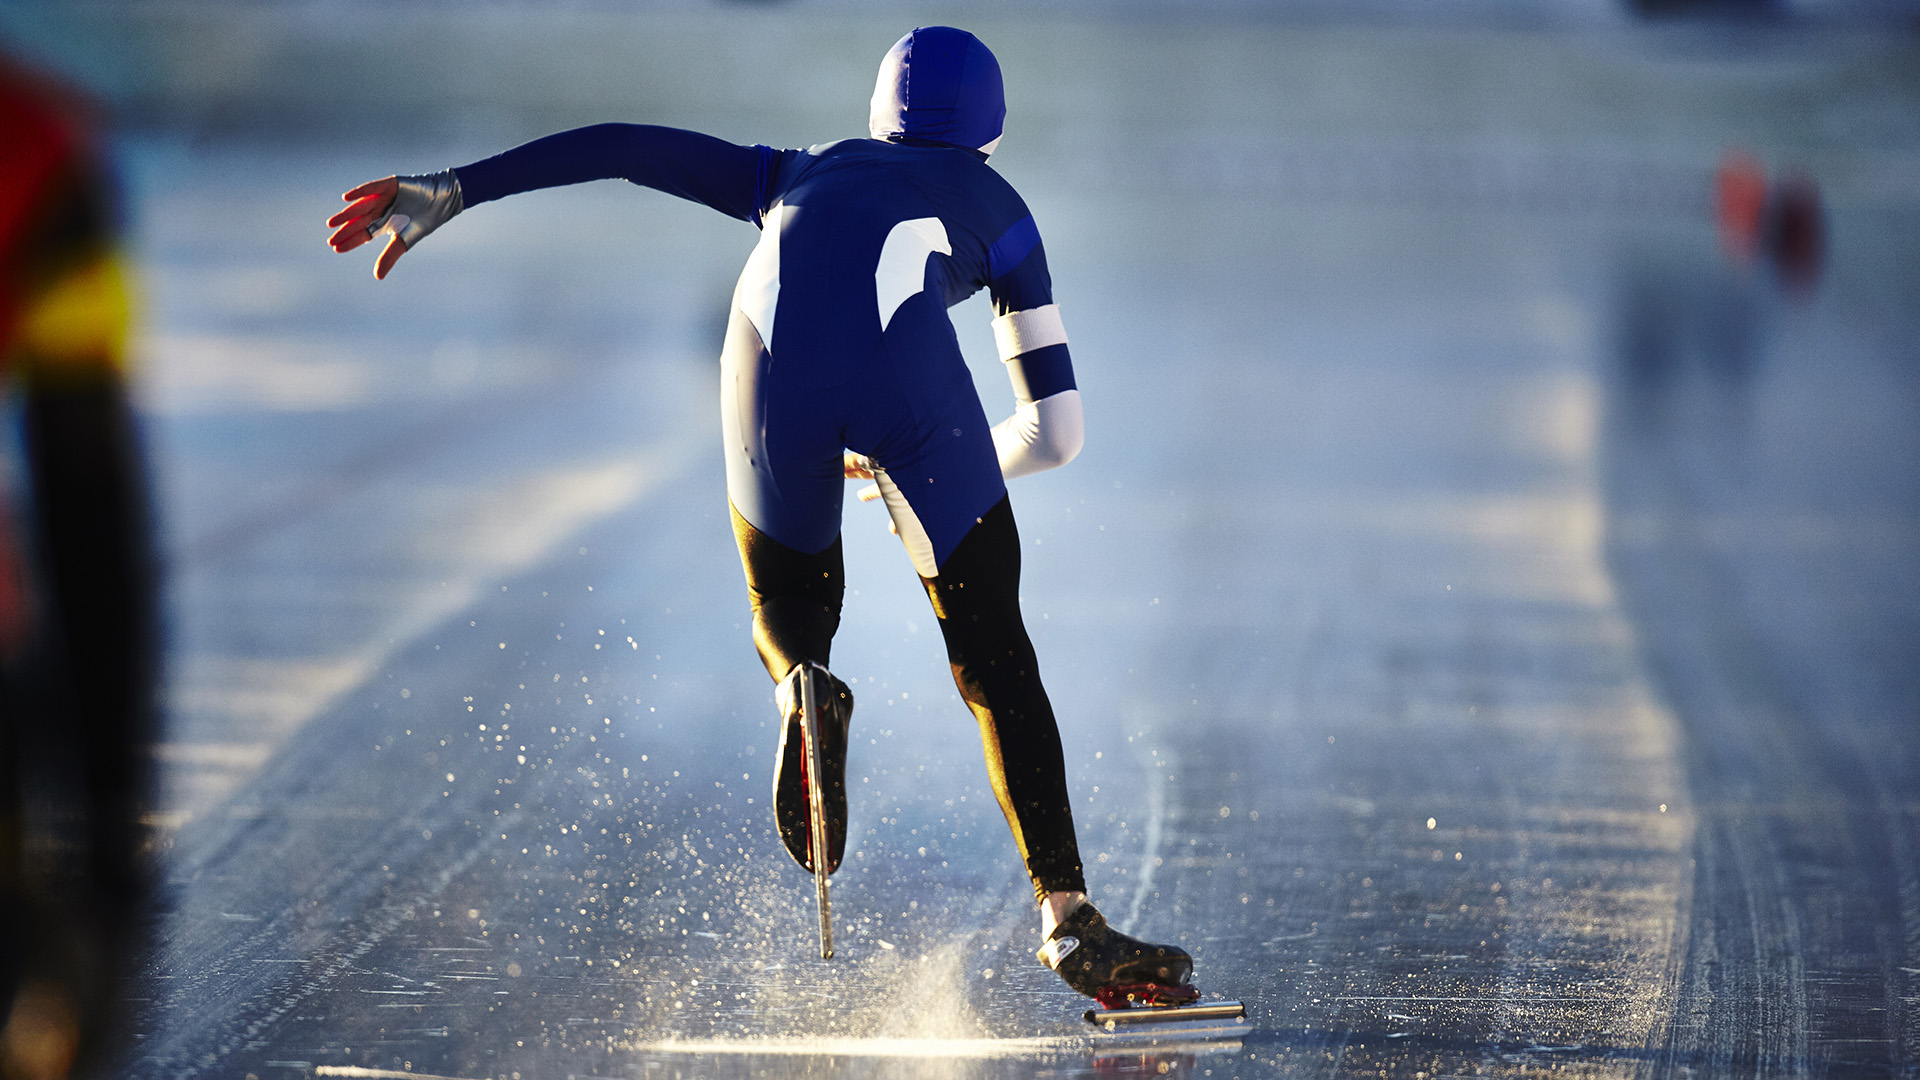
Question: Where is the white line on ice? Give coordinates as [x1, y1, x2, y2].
[312, 1060, 480, 1068]
[1333, 995, 1618, 1003]
[1124, 745, 1170, 928]
[628, 1035, 1086, 1059]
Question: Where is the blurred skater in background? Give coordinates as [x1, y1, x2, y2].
[329, 26, 1197, 1003]
[1715, 149, 1825, 294]
[0, 53, 159, 1080]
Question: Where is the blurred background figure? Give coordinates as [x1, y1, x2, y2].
[0, 51, 157, 1080]
[1716, 148, 1825, 293]
[1612, 146, 1830, 417]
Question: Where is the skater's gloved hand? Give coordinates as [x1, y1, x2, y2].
[843, 452, 897, 535]
[327, 171, 464, 280]
[844, 451, 882, 502]
[843, 451, 876, 482]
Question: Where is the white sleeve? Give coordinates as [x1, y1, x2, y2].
[991, 388, 1084, 480]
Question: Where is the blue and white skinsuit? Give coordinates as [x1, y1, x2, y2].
[447, 27, 1087, 900]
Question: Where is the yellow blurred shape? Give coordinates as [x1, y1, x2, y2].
[13, 253, 132, 379]
[1, 980, 79, 1080]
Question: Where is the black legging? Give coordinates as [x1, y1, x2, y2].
[732, 496, 1087, 902]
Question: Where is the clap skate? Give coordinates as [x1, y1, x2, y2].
[773, 661, 852, 959]
[772, 661, 852, 874]
[1038, 901, 1247, 1032]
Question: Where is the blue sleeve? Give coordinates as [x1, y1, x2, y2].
[987, 216, 1077, 401]
[987, 215, 1053, 316]
[454, 123, 782, 226]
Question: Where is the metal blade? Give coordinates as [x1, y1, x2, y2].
[1084, 1001, 1247, 1029]
[800, 667, 833, 959]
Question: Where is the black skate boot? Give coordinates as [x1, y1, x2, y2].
[772, 661, 853, 874]
[1038, 902, 1197, 1007]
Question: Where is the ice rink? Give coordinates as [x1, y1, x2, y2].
[5, 3, 1919, 1077]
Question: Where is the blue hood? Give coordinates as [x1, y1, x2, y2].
[868, 27, 1006, 157]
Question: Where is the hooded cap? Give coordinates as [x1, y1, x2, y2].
[868, 27, 1006, 157]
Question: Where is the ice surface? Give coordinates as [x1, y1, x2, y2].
[47, 5, 1918, 1078]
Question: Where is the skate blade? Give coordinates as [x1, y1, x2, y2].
[1084, 1000, 1247, 1038]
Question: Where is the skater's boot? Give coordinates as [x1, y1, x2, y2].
[1037, 901, 1196, 1006]
[771, 661, 853, 874]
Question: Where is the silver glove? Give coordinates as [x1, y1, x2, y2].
[368, 169, 464, 248]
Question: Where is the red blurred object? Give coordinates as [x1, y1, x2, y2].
[1716, 151, 1767, 261]
[0, 57, 87, 349]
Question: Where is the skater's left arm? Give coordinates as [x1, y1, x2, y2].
[985, 217, 1082, 480]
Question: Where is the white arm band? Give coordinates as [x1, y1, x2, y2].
[991, 388, 1084, 480]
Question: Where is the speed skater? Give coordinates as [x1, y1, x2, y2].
[327, 26, 1192, 1002]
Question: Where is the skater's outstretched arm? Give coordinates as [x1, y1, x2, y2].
[454, 124, 779, 220]
[328, 124, 785, 278]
